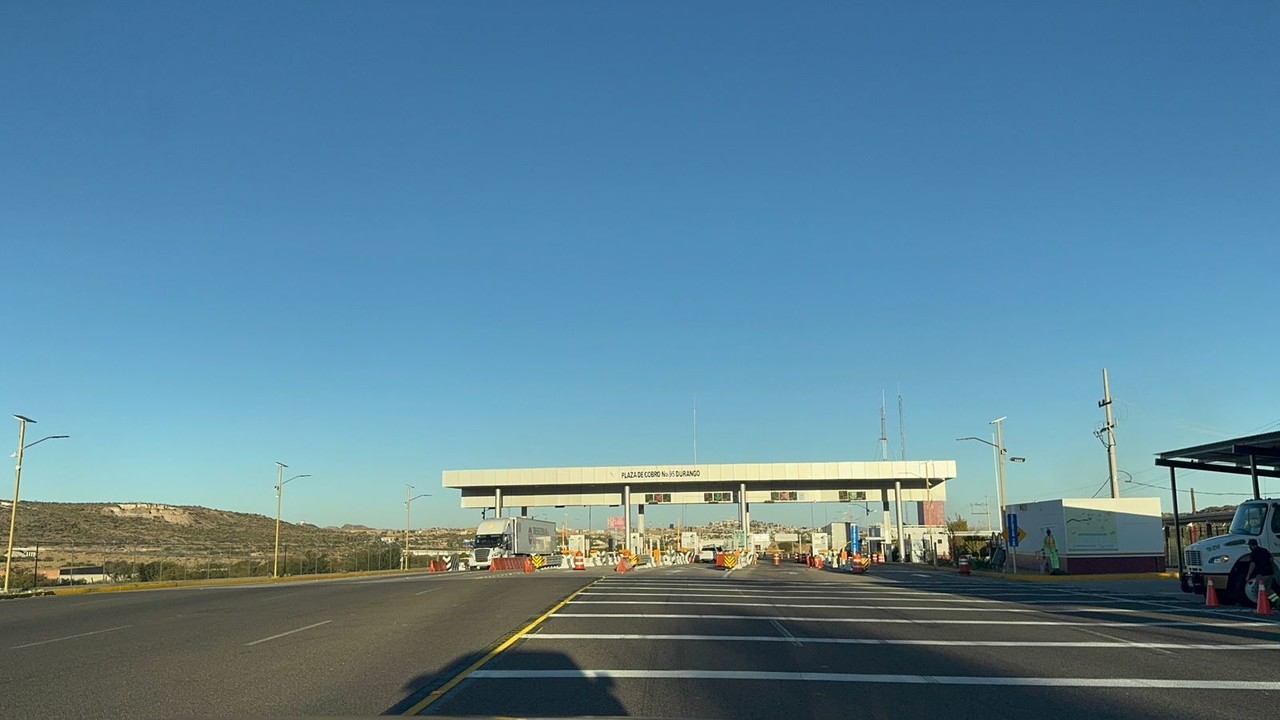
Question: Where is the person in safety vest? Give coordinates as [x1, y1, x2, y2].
[1042, 529, 1060, 573]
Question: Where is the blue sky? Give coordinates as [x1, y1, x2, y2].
[3, 3, 1277, 533]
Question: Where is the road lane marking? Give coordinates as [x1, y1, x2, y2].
[245, 620, 332, 646]
[588, 586, 1196, 606]
[415, 587, 441, 596]
[400, 577, 601, 716]
[578, 592, 1187, 608]
[768, 620, 803, 647]
[1074, 626, 1176, 656]
[527, 633, 1280, 649]
[10, 625, 132, 649]
[569, 600, 1184, 613]
[582, 592, 1000, 602]
[466, 669, 1280, 689]
[551, 613, 1280, 628]
[589, 584, 1088, 597]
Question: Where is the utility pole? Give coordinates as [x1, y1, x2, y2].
[1098, 368, 1121, 499]
[1190, 488, 1197, 514]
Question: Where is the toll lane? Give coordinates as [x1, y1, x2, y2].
[423, 563, 1280, 719]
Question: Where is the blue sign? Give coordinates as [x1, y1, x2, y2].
[850, 524, 861, 555]
[1007, 513, 1019, 547]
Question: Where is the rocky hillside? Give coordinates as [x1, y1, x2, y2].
[0, 500, 464, 554]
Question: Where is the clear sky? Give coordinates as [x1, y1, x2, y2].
[3, 3, 1277, 533]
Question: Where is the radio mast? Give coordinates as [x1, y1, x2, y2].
[879, 390, 890, 461]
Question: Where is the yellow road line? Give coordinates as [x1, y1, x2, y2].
[402, 577, 601, 716]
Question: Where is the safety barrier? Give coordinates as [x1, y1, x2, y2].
[488, 557, 534, 573]
[847, 554, 871, 574]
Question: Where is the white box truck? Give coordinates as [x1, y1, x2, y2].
[468, 516, 557, 570]
[1183, 498, 1280, 605]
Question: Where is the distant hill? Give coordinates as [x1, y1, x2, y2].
[0, 501, 462, 554]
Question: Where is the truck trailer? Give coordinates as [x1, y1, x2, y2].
[468, 516, 557, 570]
[1183, 499, 1280, 605]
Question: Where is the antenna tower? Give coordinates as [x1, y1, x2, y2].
[879, 390, 890, 461]
[897, 389, 906, 460]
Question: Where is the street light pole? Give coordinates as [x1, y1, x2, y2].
[957, 422, 1026, 574]
[5, 417, 69, 594]
[273, 464, 310, 578]
[992, 417, 1008, 550]
[404, 486, 430, 570]
[4, 416, 30, 594]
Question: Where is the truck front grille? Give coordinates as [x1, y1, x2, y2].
[1185, 549, 1201, 567]
[474, 549, 490, 562]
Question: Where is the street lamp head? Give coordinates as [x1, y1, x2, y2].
[1010, 457, 1027, 463]
[989, 416, 1007, 425]
[276, 461, 288, 469]
[14, 415, 36, 424]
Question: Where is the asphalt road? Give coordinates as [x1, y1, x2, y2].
[6, 562, 1278, 719]
[424, 562, 1280, 719]
[0, 568, 601, 717]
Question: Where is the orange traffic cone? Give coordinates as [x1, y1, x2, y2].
[615, 557, 632, 574]
[1204, 583, 1219, 608]
[1258, 584, 1272, 615]
[773, 554, 780, 567]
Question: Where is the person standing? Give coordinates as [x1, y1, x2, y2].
[1247, 539, 1274, 596]
[1042, 529, 1060, 573]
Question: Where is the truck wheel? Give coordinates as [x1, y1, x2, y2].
[1227, 564, 1249, 606]
[1243, 572, 1276, 608]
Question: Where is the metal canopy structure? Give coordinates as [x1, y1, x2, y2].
[443, 460, 957, 556]
[1155, 430, 1280, 590]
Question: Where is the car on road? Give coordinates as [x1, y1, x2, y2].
[698, 546, 723, 563]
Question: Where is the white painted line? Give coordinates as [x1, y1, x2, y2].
[10, 625, 132, 650]
[468, 669, 1280, 690]
[551, 613, 1279, 628]
[570, 600, 1173, 613]
[1074, 626, 1176, 656]
[769, 620, 803, 647]
[581, 592, 1000, 602]
[528, 633, 1280, 650]
[578, 592, 1179, 608]
[245, 620, 332, 646]
[416, 587, 441, 596]
[588, 584, 1088, 597]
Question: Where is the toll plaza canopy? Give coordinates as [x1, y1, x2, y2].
[443, 460, 956, 553]
[1155, 429, 1280, 588]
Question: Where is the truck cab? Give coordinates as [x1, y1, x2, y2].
[469, 518, 512, 570]
[1183, 499, 1280, 605]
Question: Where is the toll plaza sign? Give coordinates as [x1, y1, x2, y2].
[620, 468, 701, 480]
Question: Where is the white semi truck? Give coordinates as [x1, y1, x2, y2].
[468, 516, 557, 570]
[1182, 498, 1280, 605]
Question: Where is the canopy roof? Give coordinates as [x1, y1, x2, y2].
[1156, 430, 1280, 479]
